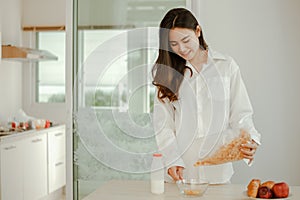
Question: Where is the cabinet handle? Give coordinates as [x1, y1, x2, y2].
[4, 145, 16, 150]
[55, 132, 63, 137]
[32, 138, 42, 143]
[55, 162, 64, 167]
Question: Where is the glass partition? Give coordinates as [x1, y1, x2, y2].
[74, 0, 188, 199]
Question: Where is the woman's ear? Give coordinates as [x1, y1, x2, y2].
[196, 25, 201, 37]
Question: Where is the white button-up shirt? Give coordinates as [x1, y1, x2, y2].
[153, 49, 261, 183]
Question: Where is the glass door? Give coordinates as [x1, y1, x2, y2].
[73, 0, 189, 199]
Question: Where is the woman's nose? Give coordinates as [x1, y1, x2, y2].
[178, 43, 187, 53]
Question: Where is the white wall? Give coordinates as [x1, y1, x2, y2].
[21, 0, 67, 124]
[0, 0, 23, 122]
[199, 0, 300, 185]
[22, 0, 66, 27]
[0, 0, 67, 124]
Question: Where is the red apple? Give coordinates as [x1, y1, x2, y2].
[257, 186, 273, 199]
[272, 182, 289, 198]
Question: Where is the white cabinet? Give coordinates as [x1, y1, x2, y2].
[0, 133, 48, 200]
[0, 125, 66, 200]
[48, 127, 66, 193]
[23, 133, 48, 200]
[0, 140, 23, 200]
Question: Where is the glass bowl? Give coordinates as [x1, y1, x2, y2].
[176, 179, 209, 197]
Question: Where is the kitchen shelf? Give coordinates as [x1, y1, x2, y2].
[22, 25, 65, 31]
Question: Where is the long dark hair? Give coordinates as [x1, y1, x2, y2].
[152, 8, 208, 102]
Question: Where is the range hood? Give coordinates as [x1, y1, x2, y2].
[1, 45, 58, 62]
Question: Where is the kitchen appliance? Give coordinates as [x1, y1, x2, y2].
[1, 45, 58, 62]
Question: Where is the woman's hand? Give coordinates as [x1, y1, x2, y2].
[167, 166, 184, 181]
[240, 140, 259, 163]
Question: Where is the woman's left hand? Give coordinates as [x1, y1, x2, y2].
[240, 140, 258, 163]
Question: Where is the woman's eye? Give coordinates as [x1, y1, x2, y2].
[170, 43, 177, 47]
[183, 40, 189, 43]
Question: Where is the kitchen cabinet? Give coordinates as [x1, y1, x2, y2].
[0, 125, 66, 200]
[0, 132, 48, 200]
[23, 133, 48, 200]
[48, 127, 66, 193]
[0, 140, 23, 200]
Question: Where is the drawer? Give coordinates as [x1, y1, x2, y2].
[48, 129, 66, 161]
[48, 156, 66, 193]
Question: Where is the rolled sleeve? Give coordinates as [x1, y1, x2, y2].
[229, 58, 261, 145]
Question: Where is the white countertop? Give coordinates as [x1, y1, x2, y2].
[0, 124, 65, 142]
[83, 180, 299, 200]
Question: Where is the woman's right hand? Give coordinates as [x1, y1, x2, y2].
[167, 166, 184, 181]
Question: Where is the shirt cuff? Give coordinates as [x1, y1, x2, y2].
[243, 158, 254, 166]
[251, 135, 261, 145]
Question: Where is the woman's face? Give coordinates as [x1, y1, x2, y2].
[168, 27, 201, 61]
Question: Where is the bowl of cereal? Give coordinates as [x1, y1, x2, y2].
[176, 178, 209, 197]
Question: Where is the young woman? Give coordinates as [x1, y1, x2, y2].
[152, 8, 261, 184]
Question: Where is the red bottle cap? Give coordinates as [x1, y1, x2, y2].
[11, 122, 16, 128]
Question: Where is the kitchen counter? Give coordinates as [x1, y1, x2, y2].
[83, 180, 299, 200]
[0, 124, 65, 142]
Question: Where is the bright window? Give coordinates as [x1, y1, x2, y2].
[36, 32, 66, 103]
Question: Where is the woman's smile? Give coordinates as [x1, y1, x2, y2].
[180, 49, 191, 58]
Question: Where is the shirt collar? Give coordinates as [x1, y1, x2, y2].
[186, 49, 227, 74]
[208, 49, 227, 60]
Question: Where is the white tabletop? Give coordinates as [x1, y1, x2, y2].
[83, 180, 299, 200]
